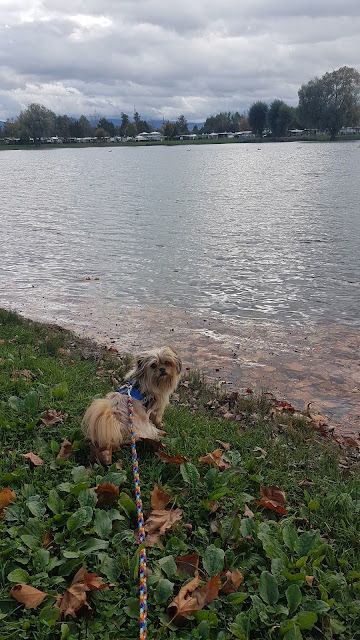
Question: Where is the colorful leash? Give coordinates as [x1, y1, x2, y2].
[127, 388, 148, 640]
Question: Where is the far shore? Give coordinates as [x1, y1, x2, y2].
[1, 134, 360, 151]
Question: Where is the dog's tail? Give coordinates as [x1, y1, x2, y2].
[82, 398, 123, 449]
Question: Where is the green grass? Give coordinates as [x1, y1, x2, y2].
[1, 309, 360, 640]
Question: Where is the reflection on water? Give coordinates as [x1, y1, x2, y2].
[0, 142, 359, 430]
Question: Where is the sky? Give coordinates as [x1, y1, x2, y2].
[1, 0, 360, 123]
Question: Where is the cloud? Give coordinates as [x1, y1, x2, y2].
[0, 0, 360, 121]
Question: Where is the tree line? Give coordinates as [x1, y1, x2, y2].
[1, 66, 359, 145]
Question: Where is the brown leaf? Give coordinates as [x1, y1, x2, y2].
[43, 531, 52, 548]
[167, 573, 220, 626]
[254, 485, 287, 515]
[244, 504, 254, 519]
[0, 487, 16, 519]
[41, 409, 64, 426]
[115, 459, 123, 470]
[253, 446, 267, 459]
[89, 444, 112, 467]
[151, 484, 171, 510]
[199, 449, 231, 472]
[139, 437, 167, 449]
[216, 440, 230, 451]
[175, 552, 199, 577]
[246, 388, 253, 394]
[108, 347, 118, 354]
[57, 439, 73, 461]
[22, 452, 43, 466]
[155, 451, 188, 464]
[94, 482, 119, 508]
[144, 508, 183, 547]
[220, 569, 243, 594]
[305, 575, 315, 586]
[57, 567, 114, 619]
[11, 369, 36, 382]
[223, 412, 234, 420]
[10, 584, 47, 609]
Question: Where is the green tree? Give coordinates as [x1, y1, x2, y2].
[176, 115, 189, 135]
[162, 121, 178, 139]
[56, 115, 72, 141]
[18, 103, 56, 146]
[298, 66, 360, 139]
[248, 102, 268, 137]
[125, 123, 137, 138]
[120, 112, 130, 136]
[98, 117, 115, 137]
[78, 115, 93, 137]
[267, 100, 293, 137]
[3, 118, 19, 140]
[94, 127, 107, 141]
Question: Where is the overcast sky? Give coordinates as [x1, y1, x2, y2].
[1, 0, 360, 123]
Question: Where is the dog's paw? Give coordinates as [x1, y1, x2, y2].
[157, 429, 167, 437]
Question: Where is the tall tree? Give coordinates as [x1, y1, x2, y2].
[125, 123, 137, 138]
[162, 121, 178, 139]
[176, 115, 189, 135]
[78, 115, 93, 137]
[18, 103, 56, 146]
[98, 117, 115, 137]
[56, 115, 72, 141]
[298, 66, 360, 139]
[268, 100, 293, 137]
[120, 112, 130, 136]
[248, 102, 268, 137]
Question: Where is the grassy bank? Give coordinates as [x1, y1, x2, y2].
[0, 309, 359, 640]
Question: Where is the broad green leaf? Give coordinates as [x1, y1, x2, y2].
[102, 471, 127, 487]
[155, 578, 174, 603]
[80, 538, 109, 554]
[119, 493, 137, 519]
[283, 627, 302, 640]
[124, 597, 140, 618]
[107, 509, 125, 522]
[63, 551, 80, 558]
[34, 549, 50, 569]
[20, 535, 42, 550]
[180, 462, 200, 486]
[203, 545, 224, 577]
[271, 558, 286, 581]
[283, 525, 298, 554]
[100, 555, 119, 583]
[286, 584, 302, 615]
[58, 482, 71, 493]
[26, 497, 46, 518]
[53, 381, 68, 399]
[303, 600, 330, 613]
[67, 506, 93, 532]
[259, 570, 279, 606]
[94, 510, 112, 538]
[23, 390, 39, 411]
[297, 530, 321, 557]
[296, 610, 317, 630]
[47, 490, 64, 515]
[240, 518, 255, 537]
[7, 568, 30, 583]
[61, 623, 70, 640]
[71, 466, 89, 484]
[77, 488, 98, 508]
[229, 612, 250, 640]
[58, 558, 82, 576]
[204, 467, 218, 490]
[8, 396, 24, 412]
[158, 555, 177, 579]
[39, 607, 60, 626]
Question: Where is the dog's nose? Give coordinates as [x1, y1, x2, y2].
[159, 367, 166, 375]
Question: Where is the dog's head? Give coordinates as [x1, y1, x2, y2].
[129, 346, 182, 394]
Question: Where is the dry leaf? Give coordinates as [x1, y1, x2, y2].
[10, 584, 47, 609]
[167, 573, 220, 626]
[155, 451, 187, 464]
[223, 413, 234, 420]
[139, 437, 166, 449]
[244, 504, 254, 519]
[199, 449, 231, 472]
[58, 348, 71, 356]
[94, 482, 119, 508]
[254, 485, 287, 515]
[305, 575, 315, 586]
[253, 446, 268, 459]
[108, 347, 118, 354]
[43, 531, 52, 548]
[57, 439, 73, 461]
[151, 484, 171, 510]
[220, 569, 243, 594]
[41, 409, 64, 426]
[22, 452, 43, 466]
[89, 444, 112, 467]
[57, 567, 114, 619]
[216, 440, 230, 451]
[144, 508, 183, 547]
[115, 459, 123, 470]
[11, 369, 35, 382]
[246, 388, 253, 394]
[0, 487, 16, 519]
[175, 552, 199, 577]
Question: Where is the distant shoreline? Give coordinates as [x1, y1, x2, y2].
[1, 134, 360, 151]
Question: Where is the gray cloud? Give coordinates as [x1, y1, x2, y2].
[0, 0, 360, 122]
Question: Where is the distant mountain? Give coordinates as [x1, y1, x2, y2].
[108, 118, 203, 131]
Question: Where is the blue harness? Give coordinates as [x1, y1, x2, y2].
[117, 380, 143, 401]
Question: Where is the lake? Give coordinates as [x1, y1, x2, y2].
[1, 141, 359, 431]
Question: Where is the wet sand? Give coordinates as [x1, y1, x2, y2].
[9, 296, 359, 436]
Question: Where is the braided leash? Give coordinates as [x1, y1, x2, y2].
[127, 389, 147, 640]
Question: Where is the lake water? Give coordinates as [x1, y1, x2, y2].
[1, 142, 359, 431]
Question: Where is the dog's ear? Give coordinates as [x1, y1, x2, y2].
[168, 347, 182, 373]
[137, 356, 145, 370]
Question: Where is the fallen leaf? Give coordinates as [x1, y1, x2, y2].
[57, 567, 114, 619]
[343, 436, 360, 448]
[89, 444, 112, 467]
[155, 451, 188, 464]
[220, 569, 243, 594]
[216, 440, 230, 451]
[115, 459, 123, 470]
[175, 552, 199, 577]
[139, 437, 166, 449]
[167, 573, 220, 626]
[11, 369, 36, 382]
[253, 446, 268, 459]
[43, 532, 52, 548]
[41, 409, 65, 426]
[108, 347, 118, 354]
[305, 576, 315, 586]
[22, 452, 43, 466]
[246, 388, 253, 394]
[298, 480, 315, 487]
[253, 485, 287, 515]
[199, 449, 231, 472]
[151, 484, 171, 510]
[58, 348, 71, 356]
[0, 487, 16, 519]
[223, 412, 234, 420]
[144, 508, 183, 548]
[244, 504, 254, 518]
[95, 482, 119, 508]
[57, 439, 73, 461]
[10, 584, 47, 609]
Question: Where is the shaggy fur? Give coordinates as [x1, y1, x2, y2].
[82, 346, 182, 449]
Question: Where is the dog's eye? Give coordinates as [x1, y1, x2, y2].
[150, 363, 157, 369]
[164, 361, 170, 366]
